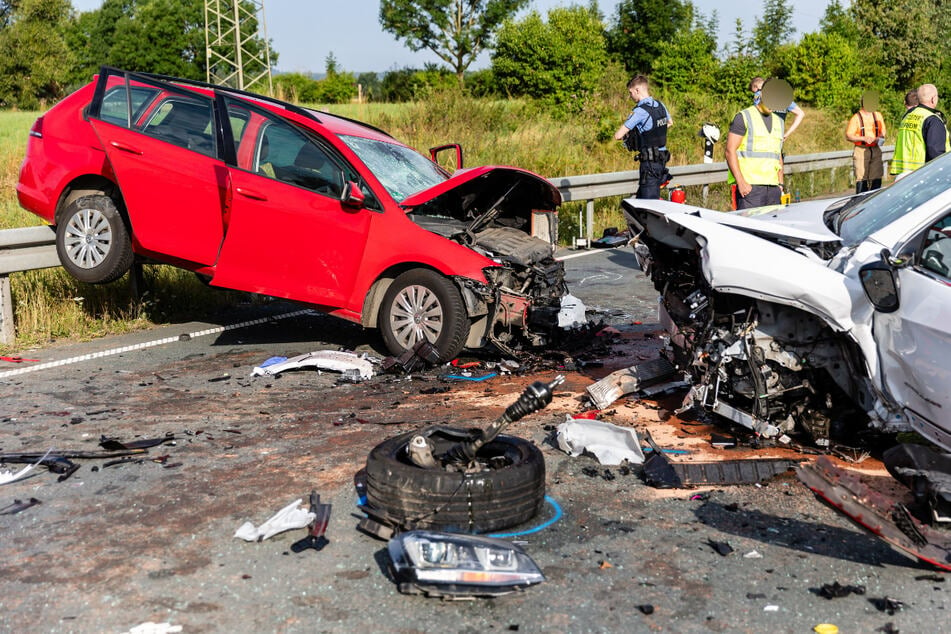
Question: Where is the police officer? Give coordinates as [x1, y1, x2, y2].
[614, 75, 672, 199]
[891, 83, 949, 179]
[726, 78, 788, 210]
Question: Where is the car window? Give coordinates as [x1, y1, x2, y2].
[338, 135, 447, 202]
[99, 86, 159, 126]
[838, 153, 951, 245]
[139, 97, 217, 157]
[252, 118, 348, 198]
[919, 211, 951, 279]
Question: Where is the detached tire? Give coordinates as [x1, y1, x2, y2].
[364, 426, 546, 533]
[378, 269, 468, 362]
[56, 195, 133, 283]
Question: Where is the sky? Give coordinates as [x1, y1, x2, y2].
[71, 0, 834, 74]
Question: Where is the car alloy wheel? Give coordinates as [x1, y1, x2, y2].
[379, 269, 468, 361]
[56, 195, 133, 284]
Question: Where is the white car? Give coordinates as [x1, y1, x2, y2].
[622, 152, 951, 451]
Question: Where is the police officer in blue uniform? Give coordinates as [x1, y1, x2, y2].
[614, 75, 673, 199]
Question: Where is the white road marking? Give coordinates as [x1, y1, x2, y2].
[0, 309, 316, 380]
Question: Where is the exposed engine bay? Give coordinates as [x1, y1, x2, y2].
[407, 171, 569, 355]
[623, 197, 885, 450]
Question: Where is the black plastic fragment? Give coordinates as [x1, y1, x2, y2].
[818, 581, 866, 599]
[870, 596, 905, 615]
[0, 497, 42, 515]
[637, 604, 654, 615]
[707, 540, 733, 556]
[99, 433, 175, 451]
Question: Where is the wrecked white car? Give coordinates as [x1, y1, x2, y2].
[622, 152, 951, 451]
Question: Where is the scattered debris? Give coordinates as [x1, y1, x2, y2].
[291, 491, 332, 553]
[251, 350, 375, 380]
[121, 622, 183, 634]
[744, 550, 764, 559]
[555, 417, 645, 466]
[0, 449, 53, 485]
[883, 443, 951, 524]
[0, 356, 39, 363]
[99, 433, 176, 451]
[798, 455, 951, 571]
[557, 293, 587, 328]
[642, 434, 799, 488]
[387, 530, 545, 598]
[708, 539, 734, 556]
[234, 498, 316, 542]
[0, 497, 41, 514]
[381, 340, 440, 374]
[636, 604, 654, 615]
[818, 581, 866, 599]
[442, 372, 497, 382]
[585, 358, 677, 409]
[813, 623, 839, 634]
[870, 597, 905, 615]
[711, 433, 738, 449]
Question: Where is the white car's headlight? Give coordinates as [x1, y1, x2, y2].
[388, 530, 545, 598]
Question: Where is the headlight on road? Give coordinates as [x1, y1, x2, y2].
[387, 530, 545, 598]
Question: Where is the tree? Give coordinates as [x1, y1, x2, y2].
[849, 0, 938, 89]
[773, 31, 861, 112]
[492, 6, 607, 112]
[751, 0, 795, 60]
[606, 0, 693, 75]
[380, 0, 528, 85]
[653, 26, 718, 94]
[316, 53, 357, 104]
[0, 0, 74, 108]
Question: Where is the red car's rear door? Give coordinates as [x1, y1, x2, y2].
[211, 98, 372, 307]
[87, 70, 228, 266]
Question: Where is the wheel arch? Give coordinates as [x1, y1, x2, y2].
[54, 175, 129, 231]
[360, 262, 458, 328]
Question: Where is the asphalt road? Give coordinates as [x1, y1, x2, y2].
[0, 247, 946, 633]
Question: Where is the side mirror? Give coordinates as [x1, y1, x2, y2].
[341, 181, 365, 209]
[860, 260, 900, 313]
[429, 143, 464, 172]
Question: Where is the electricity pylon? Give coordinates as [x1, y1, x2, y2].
[204, 0, 273, 92]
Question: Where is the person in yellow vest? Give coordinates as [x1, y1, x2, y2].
[726, 78, 788, 210]
[845, 91, 886, 194]
[890, 83, 950, 180]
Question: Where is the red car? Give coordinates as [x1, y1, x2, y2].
[18, 67, 568, 360]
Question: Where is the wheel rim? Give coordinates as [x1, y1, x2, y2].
[389, 284, 444, 349]
[63, 207, 112, 269]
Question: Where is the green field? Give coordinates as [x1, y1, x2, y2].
[0, 96, 854, 353]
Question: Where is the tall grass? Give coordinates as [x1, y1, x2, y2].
[0, 88, 856, 353]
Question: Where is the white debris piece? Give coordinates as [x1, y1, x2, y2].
[234, 498, 316, 542]
[0, 448, 53, 485]
[557, 293, 587, 328]
[251, 350, 375, 380]
[122, 623, 183, 634]
[556, 418, 645, 466]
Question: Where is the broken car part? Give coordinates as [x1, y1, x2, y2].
[387, 530, 545, 599]
[0, 497, 42, 515]
[555, 418, 645, 466]
[622, 152, 951, 451]
[291, 490, 332, 553]
[642, 433, 799, 488]
[381, 340, 441, 373]
[99, 432, 176, 451]
[234, 498, 316, 542]
[251, 350, 375, 380]
[882, 443, 951, 524]
[798, 455, 951, 572]
[585, 357, 678, 410]
[1, 448, 53, 485]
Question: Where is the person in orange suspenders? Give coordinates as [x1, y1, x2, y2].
[845, 91, 887, 193]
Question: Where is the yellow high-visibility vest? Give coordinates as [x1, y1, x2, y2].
[731, 106, 784, 186]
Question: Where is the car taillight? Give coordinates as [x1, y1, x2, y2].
[29, 117, 44, 138]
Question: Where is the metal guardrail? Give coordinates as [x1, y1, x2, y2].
[0, 147, 887, 344]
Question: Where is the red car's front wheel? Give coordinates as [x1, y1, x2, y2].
[379, 269, 468, 362]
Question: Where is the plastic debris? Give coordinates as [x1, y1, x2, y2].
[585, 358, 677, 409]
[381, 340, 441, 373]
[0, 448, 53, 485]
[251, 350, 375, 380]
[708, 540, 734, 556]
[818, 581, 866, 599]
[443, 372, 497, 382]
[555, 418, 645, 466]
[813, 625, 839, 634]
[291, 490, 332, 553]
[234, 498, 316, 542]
[122, 623, 183, 634]
[0, 497, 41, 514]
[558, 293, 587, 328]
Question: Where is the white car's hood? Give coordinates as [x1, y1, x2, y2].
[624, 198, 847, 247]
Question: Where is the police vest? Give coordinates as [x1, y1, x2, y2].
[627, 100, 668, 151]
[891, 106, 950, 174]
[731, 106, 784, 186]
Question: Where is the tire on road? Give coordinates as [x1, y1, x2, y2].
[56, 195, 133, 284]
[364, 426, 546, 533]
[378, 269, 469, 362]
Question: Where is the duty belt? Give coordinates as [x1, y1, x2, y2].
[637, 147, 668, 162]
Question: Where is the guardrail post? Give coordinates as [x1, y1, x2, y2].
[586, 200, 595, 244]
[0, 274, 14, 345]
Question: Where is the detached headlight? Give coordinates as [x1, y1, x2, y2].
[388, 530, 545, 598]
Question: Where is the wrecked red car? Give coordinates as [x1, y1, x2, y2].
[17, 67, 567, 360]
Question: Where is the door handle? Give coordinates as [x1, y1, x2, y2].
[235, 187, 268, 201]
[108, 140, 143, 155]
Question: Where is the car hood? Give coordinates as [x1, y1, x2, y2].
[400, 166, 561, 219]
[623, 198, 846, 254]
